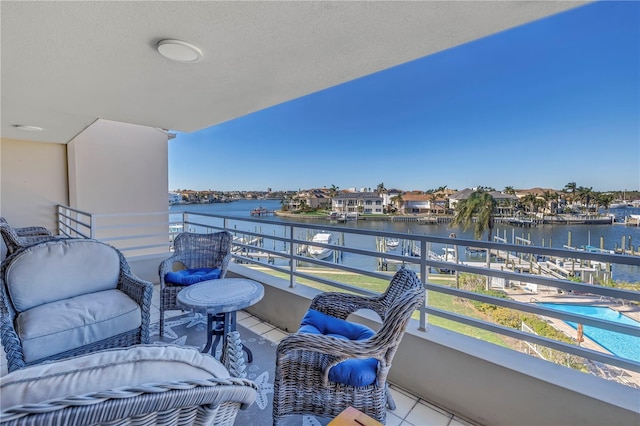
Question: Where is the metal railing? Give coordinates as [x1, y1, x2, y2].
[56, 206, 640, 382]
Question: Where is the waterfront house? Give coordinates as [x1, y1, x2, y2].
[293, 188, 332, 210]
[168, 192, 182, 205]
[2, 2, 639, 425]
[332, 192, 384, 214]
[402, 193, 447, 215]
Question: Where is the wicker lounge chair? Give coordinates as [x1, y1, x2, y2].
[0, 238, 153, 372]
[0, 332, 257, 426]
[273, 268, 425, 424]
[159, 231, 232, 336]
[0, 221, 58, 256]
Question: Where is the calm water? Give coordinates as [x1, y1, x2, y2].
[539, 303, 640, 362]
[170, 200, 640, 282]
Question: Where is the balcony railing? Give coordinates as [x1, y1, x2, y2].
[56, 206, 640, 387]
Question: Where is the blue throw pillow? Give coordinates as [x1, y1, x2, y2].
[298, 309, 378, 387]
[165, 268, 221, 286]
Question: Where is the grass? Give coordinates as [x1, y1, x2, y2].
[249, 265, 513, 347]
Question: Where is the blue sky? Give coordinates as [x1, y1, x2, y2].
[169, 1, 639, 193]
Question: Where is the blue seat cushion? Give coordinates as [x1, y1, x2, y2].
[164, 268, 221, 286]
[299, 309, 378, 387]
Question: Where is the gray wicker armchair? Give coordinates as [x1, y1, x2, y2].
[273, 268, 425, 424]
[159, 231, 232, 336]
[0, 333, 257, 426]
[0, 238, 153, 372]
[0, 217, 51, 237]
[0, 221, 58, 256]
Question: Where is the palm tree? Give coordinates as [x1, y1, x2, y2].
[576, 186, 594, 213]
[541, 190, 556, 214]
[390, 194, 404, 214]
[503, 186, 517, 214]
[376, 182, 387, 195]
[520, 193, 538, 214]
[279, 195, 289, 211]
[451, 189, 497, 241]
[427, 191, 439, 214]
[564, 182, 577, 206]
[597, 192, 615, 211]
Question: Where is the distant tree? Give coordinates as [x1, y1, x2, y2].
[280, 195, 290, 211]
[390, 194, 404, 214]
[520, 193, 538, 213]
[376, 182, 387, 195]
[451, 189, 497, 241]
[541, 190, 557, 213]
[328, 184, 339, 199]
[503, 186, 516, 195]
[428, 191, 439, 214]
[576, 186, 594, 212]
[564, 182, 577, 204]
[597, 192, 615, 211]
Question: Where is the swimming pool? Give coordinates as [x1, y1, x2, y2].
[539, 303, 640, 363]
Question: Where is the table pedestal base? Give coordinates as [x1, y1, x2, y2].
[203, 312, 253, 362]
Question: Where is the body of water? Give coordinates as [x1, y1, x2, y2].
[170, 200, 640, 282]
[539, 303, 640, 362]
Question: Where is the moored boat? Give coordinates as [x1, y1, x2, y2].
[308, 232, 334, 259]
[385, 238, 400, 249]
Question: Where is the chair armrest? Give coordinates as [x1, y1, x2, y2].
[13, 226, 52, 237]
[310, 292, 385, 320]
[221, 331, 247, 378]
[277, 333, 381, 360]
[117, 273, 153, 343]
[0, 278, 26, 372]
[219, 251, 231, 279]
[0, 377, 258, 425]
[158, 253, 189, 286]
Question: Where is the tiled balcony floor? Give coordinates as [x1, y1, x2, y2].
[0, 284, 478, 426]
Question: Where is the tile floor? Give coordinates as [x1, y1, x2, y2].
[0, 284, 478, 426]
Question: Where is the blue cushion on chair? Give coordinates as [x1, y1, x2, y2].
[299, 309, 378, 387]
[164, 268, 221, 286]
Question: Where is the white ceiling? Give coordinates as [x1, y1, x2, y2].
[1, 1, 588, 144]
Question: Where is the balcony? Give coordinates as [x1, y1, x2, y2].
[21, 206, 637, 425]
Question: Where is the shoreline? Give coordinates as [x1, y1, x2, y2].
[274, 210, 620, 225]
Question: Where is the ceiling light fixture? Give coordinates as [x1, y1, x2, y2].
[13, 125, 43, 131]
[157, 39, 202, 63]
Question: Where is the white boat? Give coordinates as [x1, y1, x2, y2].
[308, 232, 334, 260]
[609, 202, 629, 209]
[345, 212, 359, 220]
[327, 211, 347, 222]
[385, 238, 400, 249]
[427, 248, 456, 274]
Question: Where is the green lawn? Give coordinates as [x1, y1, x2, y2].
[250, 266, 513, 347]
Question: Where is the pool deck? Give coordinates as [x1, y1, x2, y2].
[505, 288, 640, 387]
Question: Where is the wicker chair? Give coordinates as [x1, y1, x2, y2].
[0, 217, 52, 237]
[273, 268, 425, 424]
[0, 333, 257, 426]
[0, 221, 58, 256]
[159, 231, 232, 336]
[0, 238, 153, 372]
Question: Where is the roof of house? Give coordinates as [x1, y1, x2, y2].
[449, 188, 518, 201]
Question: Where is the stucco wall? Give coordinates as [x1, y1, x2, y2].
[0, 137, 68, 231]
[67, 119, 168, 214]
